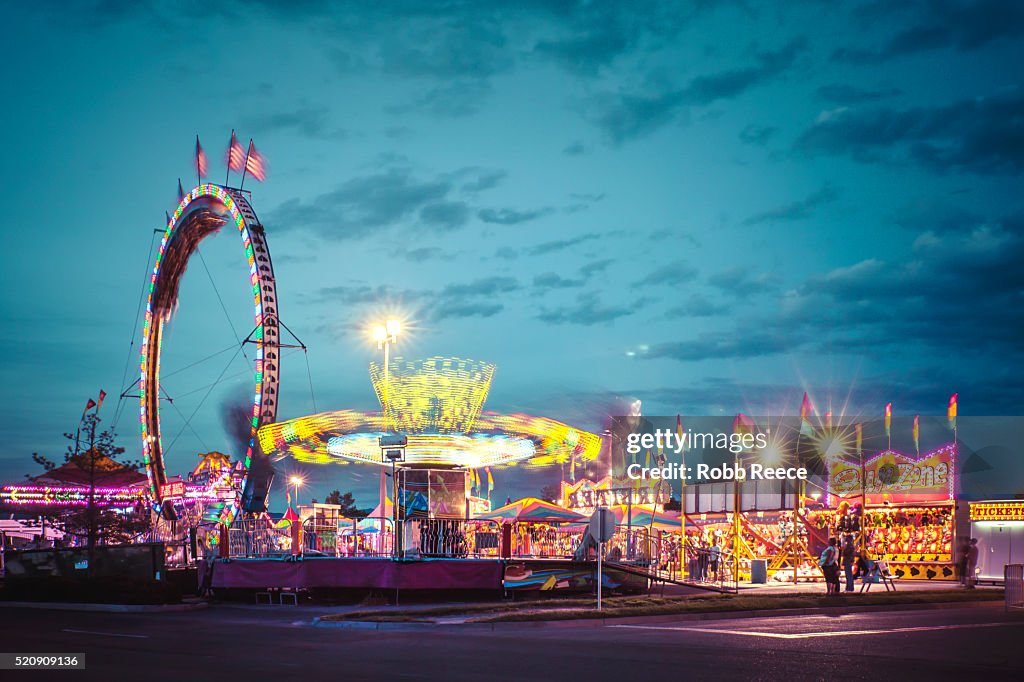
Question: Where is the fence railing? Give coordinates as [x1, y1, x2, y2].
[680, 540, 739, 592]
[1006, 564, 1023, 610]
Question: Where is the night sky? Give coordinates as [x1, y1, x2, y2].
[1, 1, 1022, 506]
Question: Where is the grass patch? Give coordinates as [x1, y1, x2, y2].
[477, 589, 1004, 622]
[319, 589, 1004, 624]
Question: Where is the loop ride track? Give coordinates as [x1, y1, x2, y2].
[139, 184, 280, 523]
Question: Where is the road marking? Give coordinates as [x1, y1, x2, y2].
[610, 621, 1023, 639]
[62, 628, 149, 639]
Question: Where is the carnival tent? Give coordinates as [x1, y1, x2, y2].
[30, 450, 147, 488]
[609, 505, 682, 531]
[477, 497, 586, 523]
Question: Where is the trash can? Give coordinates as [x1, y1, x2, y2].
[751, 559, 768, 584]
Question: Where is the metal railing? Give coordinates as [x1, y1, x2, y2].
[407, 518, 504, 558]
[680, 540, 739, 592]
[1006, 564, 1023, 610]
[305, 517, 394, 557]
[228, 516, 291, 558]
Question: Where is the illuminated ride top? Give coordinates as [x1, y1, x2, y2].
[258, 356, 602, 470]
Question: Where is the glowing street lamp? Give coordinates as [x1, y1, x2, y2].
[371, 319, 401, 430]
[371, 319, 402, 556]
[290, 475, 304, 509]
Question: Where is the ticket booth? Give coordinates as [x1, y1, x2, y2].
[969, 501, 1024, 584]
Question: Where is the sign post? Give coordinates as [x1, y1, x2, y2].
[589, 506, 616, 611]
[380, 435, 407, 558]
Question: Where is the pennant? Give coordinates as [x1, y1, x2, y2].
[81, 398, 97, 419]
[912, 415, 920, 455]
[948, 393, 958, 430]
[226, 130, 245, 172]
[97, 390, 107, 410]
[486, 467, 494, 493]
[165, 211, 171, 228]
[195, 135, 208, 178]
[733, 413, 755, 436]
[800, 393, 813, 421]
[177, 178, 185, 202]
[800, 393, 814, 436]
[884, 403, 892, 439]
[855, 423, 862, 457]
[244, 140, 267, 182]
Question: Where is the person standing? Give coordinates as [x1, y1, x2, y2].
[709, 540, 721, 582]
[841, 535, 856, 592]
[819, 537, 840, 594]
[957, 537, 971, 587]
[965, 538, 979, 589]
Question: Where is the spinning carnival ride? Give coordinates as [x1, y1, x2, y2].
[139, 184, 281, 523]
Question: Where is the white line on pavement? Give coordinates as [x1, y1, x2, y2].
[610, 621, 1023, 639]
[62, 628, 149, 639]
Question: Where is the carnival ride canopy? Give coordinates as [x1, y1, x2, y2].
[258, 412, 599, 469]
[560, 504, 682, 531]
[477, 497, 587, 523]
[30, 450, 147, 488]
[257, 357, 601, 470]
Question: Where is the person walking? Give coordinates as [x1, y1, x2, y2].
[819, 537, 840, 594]
[841, 535, 856, 592]
[965, 538, 979, 589]
[957, 537, 970, 587]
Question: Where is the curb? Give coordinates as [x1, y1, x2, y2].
[0, 600, 209, 613]
[313, 599, 1005, 631]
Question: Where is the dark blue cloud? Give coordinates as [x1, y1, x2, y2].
[833, 0, 1024, 63]
[742, 185, 839, 225]
[590, 38, 807, 142]
[478, 207, 554, 225]
[537, 291, 641, 325]
[797, 91, 1024, 175]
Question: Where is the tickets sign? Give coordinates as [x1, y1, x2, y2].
[970, 501, 1024, 522]
[829, 445, 955, 505]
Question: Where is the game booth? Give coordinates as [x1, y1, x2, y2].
[823, 444, 959, 581]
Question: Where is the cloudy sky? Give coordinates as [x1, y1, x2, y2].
[1, 1, 1021, 505]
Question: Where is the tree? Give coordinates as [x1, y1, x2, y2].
[324, 489, 360, 517]
[539, 482, 561, 504]
[29, 413, 150, 558]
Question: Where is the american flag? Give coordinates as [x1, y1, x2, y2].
[226, 130, 245, 173]
[245, 140, 267, 182]
[195, 136, 207, 178]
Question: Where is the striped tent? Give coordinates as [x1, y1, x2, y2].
[608, 504, 681, 531]
[477, 497, 586, 523]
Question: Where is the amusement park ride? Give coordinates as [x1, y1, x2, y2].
[0, 137, 968, 598]
[131, 142, 604, 553]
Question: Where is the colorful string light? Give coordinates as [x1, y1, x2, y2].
[139, 184, 278, 525]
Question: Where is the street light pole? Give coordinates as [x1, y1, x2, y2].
[374, 320, 402, 558]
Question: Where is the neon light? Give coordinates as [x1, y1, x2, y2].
[139, 183, 278, 525]
[368, 356, 495, 434]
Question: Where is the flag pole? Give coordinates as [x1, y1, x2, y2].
[239, 139, 252, 190]
[196, 134, 202, 186]
[225, 129, 234, 187]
